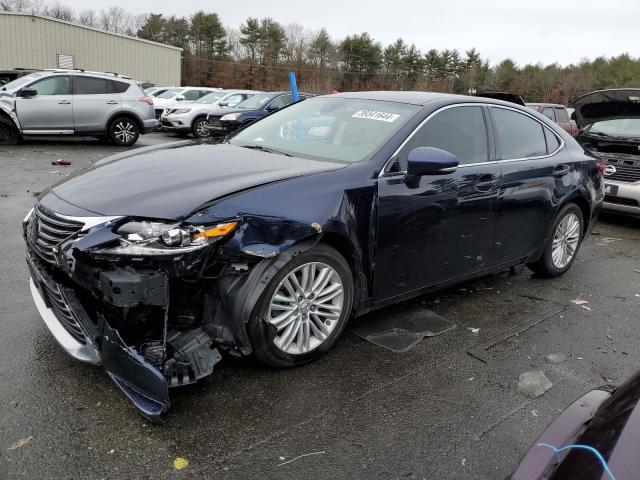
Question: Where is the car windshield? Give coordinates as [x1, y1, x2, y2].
[1, 72, 43, 91]
[589, 118, 640, 137]
[229, 97, 420, 163]
[234, 93, 272, 109]
[157, 88, 184, 99]
[196, 92, 224, 104]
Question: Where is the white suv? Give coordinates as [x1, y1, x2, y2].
[0, 69, 156, 146]
[152, 87, 222, 120]
[160, 90, 261, 138]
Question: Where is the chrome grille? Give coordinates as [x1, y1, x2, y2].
[207, 116, 221, 128]
[40, 275, 87, 344]
[155, 108, 164, 119]
[28, 254, 87, 345]
[600, 156, 640, 183]
[28, 205, 83, 265]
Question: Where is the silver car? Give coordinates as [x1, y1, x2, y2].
[160, 90, 261, 138]
[0, 69, 156, 146]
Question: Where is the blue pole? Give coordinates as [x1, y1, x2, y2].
[289, 71, 299, 102]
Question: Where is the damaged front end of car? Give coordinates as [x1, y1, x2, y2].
[23, 198, 323, 421]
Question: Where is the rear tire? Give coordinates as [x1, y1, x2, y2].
[248, 244, 354, 368]
[0, 117, 20, 145]
[528, 203, 584, 277]
[191, 118, 210, 138]
[108, 117, 140, 146]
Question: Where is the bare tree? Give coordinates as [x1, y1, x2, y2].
[1, 0, 42, 13]
[43, 1, 74, 21]
[99, 6, 126, 33]
[77, 9, 97, 27]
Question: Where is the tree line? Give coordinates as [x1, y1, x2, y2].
[3, 0, 640, 104]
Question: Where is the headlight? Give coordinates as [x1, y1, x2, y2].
[106, 220, 239, 255]
[173, 108, 191, 115]
[220, 112, 242, 122]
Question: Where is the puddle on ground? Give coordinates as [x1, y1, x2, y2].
[347, 304, 456, 353]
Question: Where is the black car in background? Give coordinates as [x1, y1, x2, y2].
[206, 91, 313, 136]
[24, 91, 603, 420]
[0, 68, 38, 86]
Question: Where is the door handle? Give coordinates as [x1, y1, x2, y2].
[106, 100, 118, 105]
[58, 100, 71, 105]
[553, 164, 570, 177]
[475, 174, 500, 191]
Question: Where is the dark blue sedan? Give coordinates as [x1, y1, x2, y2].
[24, 91, 604, 419]
[205, 91, 313, 136]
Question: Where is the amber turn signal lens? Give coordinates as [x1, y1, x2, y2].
[193, 221, 239, 239]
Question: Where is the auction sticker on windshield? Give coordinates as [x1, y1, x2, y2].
[352, 110, 400, 122]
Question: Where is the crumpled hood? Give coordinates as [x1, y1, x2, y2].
[571, 89, 640, 128]
[49, 142, 346, 219]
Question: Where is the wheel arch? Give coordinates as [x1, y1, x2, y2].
[0, 106, 20, 130]
[318, 232, 366, 310]
[107, 110, 143, 133]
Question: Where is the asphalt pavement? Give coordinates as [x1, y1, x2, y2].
[1, 133, 639, 479]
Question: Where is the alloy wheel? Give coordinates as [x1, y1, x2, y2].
[266, 262, 344, 355]
[551, 213, 580, 269]
[114, 121, 136, 144]
[195, 120, 210, 138]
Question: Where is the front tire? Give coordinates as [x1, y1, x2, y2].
[0, 117, 20, 145]
[191, 118, 210, 138]
[248, 244, 354, 368]
[108, 117, 140, 146]
[528, 203, 584, 277]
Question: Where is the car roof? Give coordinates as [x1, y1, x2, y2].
[43, 69, 134, 80]
[325, 90, 462, 106]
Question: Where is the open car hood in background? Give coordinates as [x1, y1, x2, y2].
[571, 89, 640, 128]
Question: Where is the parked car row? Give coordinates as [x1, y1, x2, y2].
[1, 69, 638, 220]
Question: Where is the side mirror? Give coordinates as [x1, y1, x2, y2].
[404, 147, 458, 187]
[218, 101, 228, 107]
[175, 95, 185, 101]
[17, 87, 38, 98]
[266, 105, 279, 112]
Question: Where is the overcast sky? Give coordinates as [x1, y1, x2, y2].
[60, 0, 639, 66]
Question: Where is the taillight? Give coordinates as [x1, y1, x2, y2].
[139, 96, 153, 105]
[597, 160, 607, 176]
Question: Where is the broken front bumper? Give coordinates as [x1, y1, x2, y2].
[27, 251, 221, 421]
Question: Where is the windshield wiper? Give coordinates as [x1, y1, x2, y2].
[240, 144, 293, 157]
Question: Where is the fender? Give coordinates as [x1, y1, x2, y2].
[0, 102, 20, 130]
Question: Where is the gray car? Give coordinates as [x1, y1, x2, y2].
[159, 89, 261, 138]
[0, 69, 156, 146]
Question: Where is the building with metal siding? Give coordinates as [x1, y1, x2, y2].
[0, 12, 181, 86]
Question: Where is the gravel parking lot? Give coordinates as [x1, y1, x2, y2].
[1, 134, 639, 479]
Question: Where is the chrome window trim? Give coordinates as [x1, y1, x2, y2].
[489, 104, 565, 161]
[379, 102, 565, 178]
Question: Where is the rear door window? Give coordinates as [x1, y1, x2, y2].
[399, 105, 489, 169]
[74, 76, 108, 95]
[544, 128, 561, 153]
[491, 107, 548, 159]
